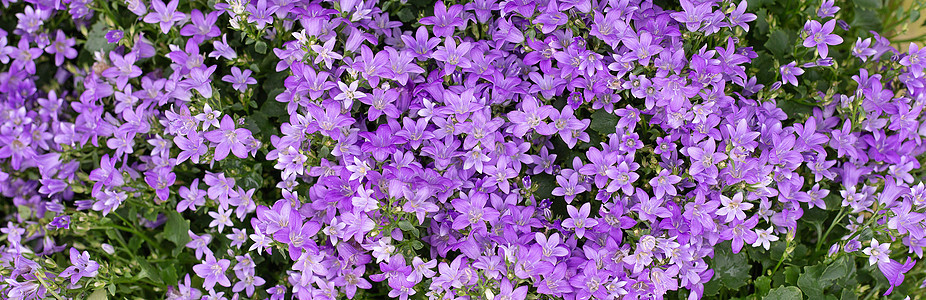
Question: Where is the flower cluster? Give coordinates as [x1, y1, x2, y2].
[0, 0, 925, 299]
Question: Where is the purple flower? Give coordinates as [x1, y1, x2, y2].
[222, 67, 257, 92]
[401, 26, 441, 59]
[192, 253, 231, 290]
[183, 65, 217, 98]
[879, 257, 916, 295]
[105, 30, 123, 43]
[552, 171, 587, 203]
[721, 216, 758, 253]
[59, 248, 99, 284]
[507, 96, 555, 137]
[432, 37, 472, 76]
[863, 239, 891, 266]
[144, 167, 176, 203]
[670, 0, 712, 32]
[649, 169, 682, 199]
[102, 51, 142, 90]
[45, 30, 77, 66]
[180, 9, 221, 43]
[803, 20, 843, 58]
[247, 0, 278, 29]
[780, 62, 804, 86]
[419, 1, 465, 37]
[143, 0, 186, 34]
[177, 179, 206, 212]
[174, 132, 208, 164]
[309, 100, 355, 138]
[310, 38, 343, 69]
[728, 0, 756, 31]
[562, 203, 598, 239]
[817, 0, 840, 18]
[205, 115, 253, 161]
[451, 192, 499, 232]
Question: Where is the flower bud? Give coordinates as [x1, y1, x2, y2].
[101, 243, 115, 255]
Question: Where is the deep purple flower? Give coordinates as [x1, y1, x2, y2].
[144, 167, 176, 203]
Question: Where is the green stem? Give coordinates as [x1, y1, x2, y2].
[34, 271, 66, 300]
[815, 207, 847, 252]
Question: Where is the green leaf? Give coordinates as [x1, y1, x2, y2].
[852, 0, 882, 9]
[165, 211, 191, 248]
[410, 240, 424, 250]
[764, 286, 802, 300]
[710, 243, 751, 290]
[398, 220, 420, 237]
[821, 256, 850, 282]
[590, 109, 618, 135]
[784, 266, 801, 285]
[88, 289, 108, 300]
[137, 257, 164, 284]
[798, 263, 827, 298]
[755, 276, 773, 297]
[765, 30, 791, 59]
[85, 21, 117, 54]
[255, 41, 268, 54]
[397, 8, 415, 22]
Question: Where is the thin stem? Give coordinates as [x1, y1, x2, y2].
[34, 271, 66, 300]
[816, 207, 847, 252]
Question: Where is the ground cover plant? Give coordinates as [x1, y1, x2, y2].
[2, 0, 926, 298]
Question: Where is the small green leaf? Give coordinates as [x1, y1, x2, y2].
[764, 286, 802, 300]
[165, 211, 191, 248]
[255, 41, 268, 54]
[755, 276, 772, 297]
[88, 288, 108, 300]
[410, 240, 424, 250]
[398, 220, 415, 231]
[399, 220, 420, 237]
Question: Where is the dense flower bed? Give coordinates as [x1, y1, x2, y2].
[1, 0, 926, 298]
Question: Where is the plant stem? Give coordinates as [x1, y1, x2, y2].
[816, 207, 847, 252]
[34, 271, 66, 300]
